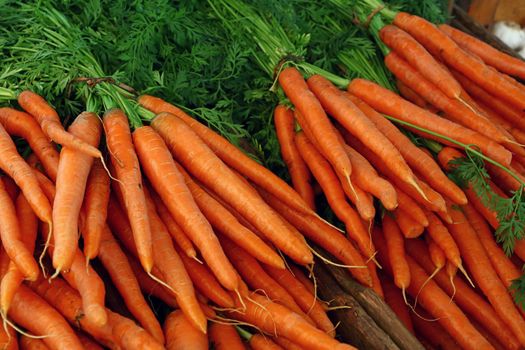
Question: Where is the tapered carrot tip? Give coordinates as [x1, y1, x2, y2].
[85, 304, 108, 327]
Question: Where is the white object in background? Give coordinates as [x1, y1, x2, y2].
[518, 46, 525, 59]
[492, 21, 525, 50]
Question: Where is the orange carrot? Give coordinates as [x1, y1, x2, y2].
[0, 320, 17, 350]
[0, 107, 59, 181]
[174, 163, 284, 268]
[410, 309, 462, 350]
[104, 109, 153, 272]
[249, 334, 284, 350]
[427, 235, 446, 271]
[295, 131, 374, 258]
[53, 112, 101, 272]
[274, 105, 316, 209]
[382, 215, 410, 293]
[346, 94, 466, 205]
[425, 212, 462, 269]
[151, 112, 312, 265]
[138, 94, 313, 215]
[81, 159, 110, 261]
[259, 188, 372, 286]
[164, 310, 208, 350]
[289, 265, 316, 296]
[209, 323, 246, 350]
[20, 336, 48, 350]
[77, 333, 103, 350]
[379, 273, 414, 333]
[394, 187, 429, 226]
[348, 79, 512, 166]
[133, 125, 238, 291]
[272, 337, 304, 350]
[446, 204, 525, 345]
[108, 310, 165, 350]
[17, 91, 101, 158]
[396, 80, 427, 108]
[394, 208, 425, 238]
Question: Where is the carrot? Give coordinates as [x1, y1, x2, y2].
[396, 80, 427, 108]
[0, 193, 38, 315]
[410, 309, 462, 350]
[81, 159, 110, 261]
[289, 265, 316, 296]
[272, 337, 304, 350]
[379, 273, 414, 333]
[307, 75, 420, 193]
[384, 51, 507, 143]
[9, 285, 83, 350]
[175, 244, 235, 308]
[140, 188, 207, 333]
[0, 176, 38, 281]
[263, 264, 335, 336]
[151, 112, 312, 265]
[375, 230, 494, 349]
[406, 239, 521, 350]
[104, 109, 153, 272]
[425, 212, 462, 269]
[151, 192, 197, 259]
[259, 188, 372, 286]
[138, 94, 313, 215]
[394, 208, 425, 238]
[394, 187, 429, 226]
[53, 111, 101, 272]
[427, 235, 446, 271]
[0, 123, 52, 227]
[249, 334, 284, 350]
[294, 131, 374, 258]
[343, 144, 397, 210]
[76, 333, 103, 350]
[133, 126, 238, 291]
[20, 336, 48, 350]
[17, 91, 101, 159]
[440, 24, 525, 80]
[0, 107, 59, 181]
[366, 239, 385, 299]
[274, 105, 316, 210]
[348, 79, 512, 166]
[1, 177, 18, 201]
[108, 310, 165, 350]
[0, 319, 17, 350]
[97, 224, 165, 343]
[451, 69, 525, 131]
[394, 12, 525, 111]
[382, 215, 410, 293]
[174, 162, 284, 268]
[463, 204, 522, 289]
[379, 24, 461, 99]
[164, 310, 208, 350]
[446, 204, 525, 345]
[209, 323, 246, 350]
[346, 94, 466, 205]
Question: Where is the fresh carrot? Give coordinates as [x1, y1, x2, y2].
[394, 12, 525, 111]
[230, 291, 357, 350]
[440, 24, 525, 80]
[406, 238, 522, 350]
[104, 109, 153, 272]
[0, 320, 17, 350]
[138, 94, 313, 215]
[426, 235, 446, 271]
[446, 204, 525, 345]
[394, 187, 429, 226]
[1, 177, 18, 201]
[17, 91, 101, 158]
[384, 51, 507, 143]
[396, 80, 428, 108]
[133, 125, 238, 291]
[346, 94, 466, 205]
[81, 159, 110, 261]
[164, 310, 208, 350]
[348, 79, 512, 166]
[380, 24, 461, 99]
[0, 107, 59, 181]
[367, 245, 385, 299]
[410, 309, 462, 350]
[0, 193, 38, 315]
[0, 123, 52, 227]
[274, 105, 316, 210]
[9, 285, 83, 350]
[151, 112, 312, 265]
[249, 334, 284, 350]
[308, 75, 420, 194]
[53, 111, 101, 273]
[77, 333, 103, 350]
[19, 336, 48, 350]
[263, 264, 335, 336]
[209, 323, 246, 350]
[259, 188, 372, 286]
[97, 224, 165, 343]
[174, 162, 284, 268]
[382, 215, 410, 293]
[379, 273, 414, 333]
[272, 337, 304, 350]
[0, 175, 38, 281]
[289, 265, 316, 296]
[295, 131, 374, 258]
[108, 309, 165, 350]
[151, 191, 197, 259]
[394, 208, 425, 238]
[375, 230, 493, 350]
[425, 212, 462, 269]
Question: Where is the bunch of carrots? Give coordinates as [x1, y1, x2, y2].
[271, 8, 525, 350]
[0, 81, 362, 349]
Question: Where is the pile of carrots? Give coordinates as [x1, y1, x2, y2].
[0, 83, 362, 349]
[272, 10, 525, 350]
